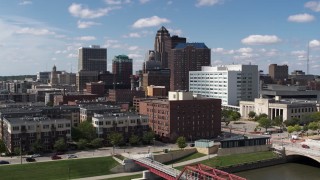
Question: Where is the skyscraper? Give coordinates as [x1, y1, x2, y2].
[154, 26, 186, 68]
[169, 43, 211, 91]
[269, 64, 288, 83]
[112, 55, 133, 87]
[78, 45, 107, 72]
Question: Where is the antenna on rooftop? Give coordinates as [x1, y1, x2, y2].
[307, 41, 310, 75]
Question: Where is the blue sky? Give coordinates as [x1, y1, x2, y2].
[0, 0, 320, 75]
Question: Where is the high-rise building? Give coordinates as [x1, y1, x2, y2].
[189, 65, 259, 106]
[112, 55, 132, 87]
[142, 69, 170, 95]
[78, 45, 107, 72]
[154, 27, 186, 68]
[169, 43, 211, 91]
[76, 70, 99, 92]
[269, 64, 288, 83]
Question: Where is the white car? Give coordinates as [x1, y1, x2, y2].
[67, 154, 78, 159]
[29, 154, 41, 158]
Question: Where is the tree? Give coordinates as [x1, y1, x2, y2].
[142, 131, 155, 145]
[272, 116, 283, 128]
[230, 111, 241, 121]
[254, 113, 268, 121]
[77, 121, 96, 141]
[176, 136, 187, 149]
[46, 101, 53, 107]
[294, 124, 302, 132]
[54, 138, 67, 152]
[91, 138, 104, 148]
[248, 111, 256, 119]
[0, 140, 6, 154]
[129, 134, 140, 146]
[222, 109, 241, 126]
[258, 117, 272, 132]
[108, 132, 124, 148]
[30, 140, 43, 153]
[287, 126, 295, 134]
[14, 147, 21, 156]
[308, 122, 319, 131]
[309, 112, 320, 122]
[77, 139, 88, 150]
[284, 117, 300, 127]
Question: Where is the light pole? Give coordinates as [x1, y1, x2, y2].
[20, 138, 22, 164]
[207, 141, 210, 160]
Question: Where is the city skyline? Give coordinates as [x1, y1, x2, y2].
[0, 0, 320, 75]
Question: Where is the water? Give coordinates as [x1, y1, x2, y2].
[235, 163, 320, 180]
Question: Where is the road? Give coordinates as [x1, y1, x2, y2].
[0, 142, 178, 165]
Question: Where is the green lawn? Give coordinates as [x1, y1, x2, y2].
[164, 152, 206, 165]
[0, 156, 119, 180]
[176, 151, 278, 170]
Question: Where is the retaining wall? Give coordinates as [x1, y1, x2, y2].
[218, 145, 272, 156]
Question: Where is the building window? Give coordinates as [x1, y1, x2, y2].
[13, 134, 19, 138]
[58, 131, 64, 135]
[106, 121, 111, 125]
[58, 124, 64, 128]
[44, 132, 50, 136]
[66, 123, 71, 128]
[13, 126, 19, 131]
[29, 133, 34, 137]
[43, 125, 49, 129]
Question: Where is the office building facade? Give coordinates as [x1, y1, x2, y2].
[112, 55, 132, 87]
[189, 65, 259, 106]
[78, 45, 107, 72]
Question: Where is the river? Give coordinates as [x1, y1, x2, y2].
[235, 163, 320, 180]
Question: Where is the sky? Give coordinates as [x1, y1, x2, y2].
[0, 0, 320, 76]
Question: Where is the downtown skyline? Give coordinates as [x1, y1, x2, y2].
[0, 0, 320, 75]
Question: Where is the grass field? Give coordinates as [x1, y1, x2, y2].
[176, 151, 278, 170]
[0, 156, 119, 180]
[107, 174, 142, 180]
[164, 152, 206, 165]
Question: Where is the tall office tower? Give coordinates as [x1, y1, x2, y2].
[269, 64, 288, 83]
[76, 70, 99, 92]
[169, 43, 211, 91]
[112, 55, 133, 87]
[189, 65, 259, 106]
[154, 26, 186, 68]
[78, 45, 107, 72]
[50, 65, 58, 85]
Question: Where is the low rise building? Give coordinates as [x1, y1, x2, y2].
[92, 112, 149, 144]
[2, 117, 71, 153]
[79, 104, 121, 122]
[240, 97, 319, 120]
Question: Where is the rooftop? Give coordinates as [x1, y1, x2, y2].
[174, 43, 208, 49]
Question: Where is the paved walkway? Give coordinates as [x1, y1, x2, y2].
[72, 153, 217, 180]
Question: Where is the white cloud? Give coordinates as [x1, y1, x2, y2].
[241, 35, 281, 45]
[305, 1, 320, 12]
[237, 47, 253, 53]
[75, 36, 96, 41]
[167, 1, 173, 5]
[132, 16, 170, 28]
[105, 39, 121, 48]
[68, 3, 119, 19]
[68, 53, 78, 58]
[128, 53, 143, 59]
[309, 39, 320, 48]
[19, 1, 32, 5]
[288, 13, 315, 23]
[123, 32, 141, 38]
[212, 48, 224, 53]
[167, 28, 182, 36]
[77, 20, 100, 29]
[139, 0, 150, 4]
[15, 27, 55, 36]
[195, 0, 222, 7]
[291, 50, 306, 56]
[105, 0, 131, 5]
[128, 46, 139, 51]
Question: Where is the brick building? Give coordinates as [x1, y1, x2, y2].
[86, 81, 105, 96]
[139, 91, 221, 142]
[108, 89, 145, 104]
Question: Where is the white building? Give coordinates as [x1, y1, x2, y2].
[240, 98, 320, 121]
[189, 64, 259, 106]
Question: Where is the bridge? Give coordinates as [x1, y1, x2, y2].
[133, 157, 247, 180]
[273, 143, 320, 162]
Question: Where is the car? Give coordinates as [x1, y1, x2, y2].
[67, 154, 78, 159]
[29, 154, 41, 158]
[189, 143, 195, 147]
[0, 160, 9, 164]
[51, 155, 62, 160]
[302, 144, 310, 149]
[26, 157, 36, 162]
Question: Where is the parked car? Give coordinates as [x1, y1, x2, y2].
[302, 144, 310, 149]
[0, 160, 9, 164]
[29, 154, 41, 158]
[26, 157, 36, 162]
[51, 155, 62, 160]
[189, 143, 195, 147]
[67, 154, 78, 159]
